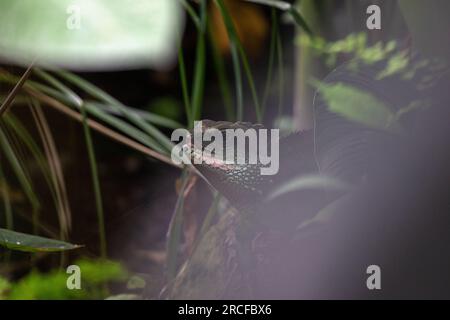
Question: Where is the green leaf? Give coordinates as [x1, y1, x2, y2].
[268, 174, 350, 200]
[287, 6, 313, 36]
[179, 0, 200, 30]
[190, 0, 207, 124]
[208, 21, 234, 121]
[0, 126, 40, 209]
[215, 0, 253, 121]
[4, 114, 55, 207]
[0, 228, 81, 252]
[315, 81, 401, 132]
[0, 0, 183, 71]
[53, 70, 174, 153]
[178, 35, 193, 126]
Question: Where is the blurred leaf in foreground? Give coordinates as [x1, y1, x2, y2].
[268, 174, 351, 201]
[0, 0, 184, 71]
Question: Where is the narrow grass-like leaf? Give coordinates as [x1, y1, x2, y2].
[230, 45, 244, 121]
[80, 101, 107, 259]
[179, 0, 201, 30]
[178, 37, 193, 127]
[37, 69, 169, 153]
[54, 70, 174, 153]
[30, 98, 72, 239]
[0, 164, 13, 231]
[0, 126, 39, 209]
[0, 228, 80, 252]
[215, 0, 262, 122]
[214, 0, 244, 121]
[2, 68, 182, 130]
[0, 69, 68, 104]
[4, 114, 55, 196]
[1, 61, 173, 156]
[190, 0, 207, 125]
[262, 9, 278, 116]
[82, 102, 166, 154]
[4, 112, 66, 241]
[32, 70, 106, 256]
[0, 62, 34, 116]
[237, 45, 262, 122]
[2, 120, 41, 236]
[288, 6, 313, 36]
[2, 119, 33, 185]
[276, 25, 284, 116]
[27, 89, 177, 167]
[208, 22, 234, 121]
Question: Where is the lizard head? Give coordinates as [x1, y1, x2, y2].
[182, 120, 276, 210]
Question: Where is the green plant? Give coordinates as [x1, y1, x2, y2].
[0, 0, 312, 298]
[5, 259, 127, 300]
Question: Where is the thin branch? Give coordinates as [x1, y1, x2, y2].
[30, 99, 72, 238]
[0, 62, 35, 116]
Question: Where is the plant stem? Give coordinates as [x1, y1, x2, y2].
[80, 102, 107, 259]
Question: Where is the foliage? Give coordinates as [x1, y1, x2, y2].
[0, 0, 183, 71]
[4, 259, 127, 300]
[299, 32, 448, 84]
[299, 33, 398, 68]
[313, 81, 400, 133]
[1, 0, 417, 299]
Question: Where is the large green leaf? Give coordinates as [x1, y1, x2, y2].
[0, 0, 183, 70]
[0, 228, 80, 252]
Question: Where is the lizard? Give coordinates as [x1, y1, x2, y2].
[164, 50, 450, 299]
[164, 120, 325, 299]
